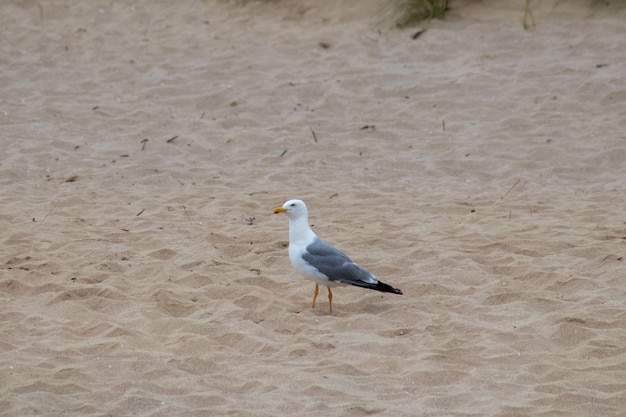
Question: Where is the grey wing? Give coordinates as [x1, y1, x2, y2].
[301, 238, 378, 286]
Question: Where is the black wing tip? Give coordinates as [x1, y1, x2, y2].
[375, 281, 403, 295]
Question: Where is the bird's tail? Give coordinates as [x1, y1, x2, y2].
[372, 280, 403, 295]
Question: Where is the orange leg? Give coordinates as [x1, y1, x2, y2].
[328, 287, 333, 314]
[311, 284, 320, 309]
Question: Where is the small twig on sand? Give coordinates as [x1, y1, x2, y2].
[492, 178, 521, 208]
[41, 199, 61, 224]
[411, 29, 426, 40]
[183, 205, 192, 225]
[141, 138, 149, 150]
[311, 128, 318, 142]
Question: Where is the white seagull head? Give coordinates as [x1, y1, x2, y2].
[273, 199, 308, 220]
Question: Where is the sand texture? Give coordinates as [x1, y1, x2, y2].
[1, 0, 626, 416]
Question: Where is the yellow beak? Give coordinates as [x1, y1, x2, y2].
[273, 206, 287, 214]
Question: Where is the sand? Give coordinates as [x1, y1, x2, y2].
[1, 0, 625, 415]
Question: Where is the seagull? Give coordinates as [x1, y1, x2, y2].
[273, 199, 402, 314]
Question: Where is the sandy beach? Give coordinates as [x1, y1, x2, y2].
[1, 0, 625, 415]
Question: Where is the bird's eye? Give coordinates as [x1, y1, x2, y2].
[290, 203, 296, 207]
